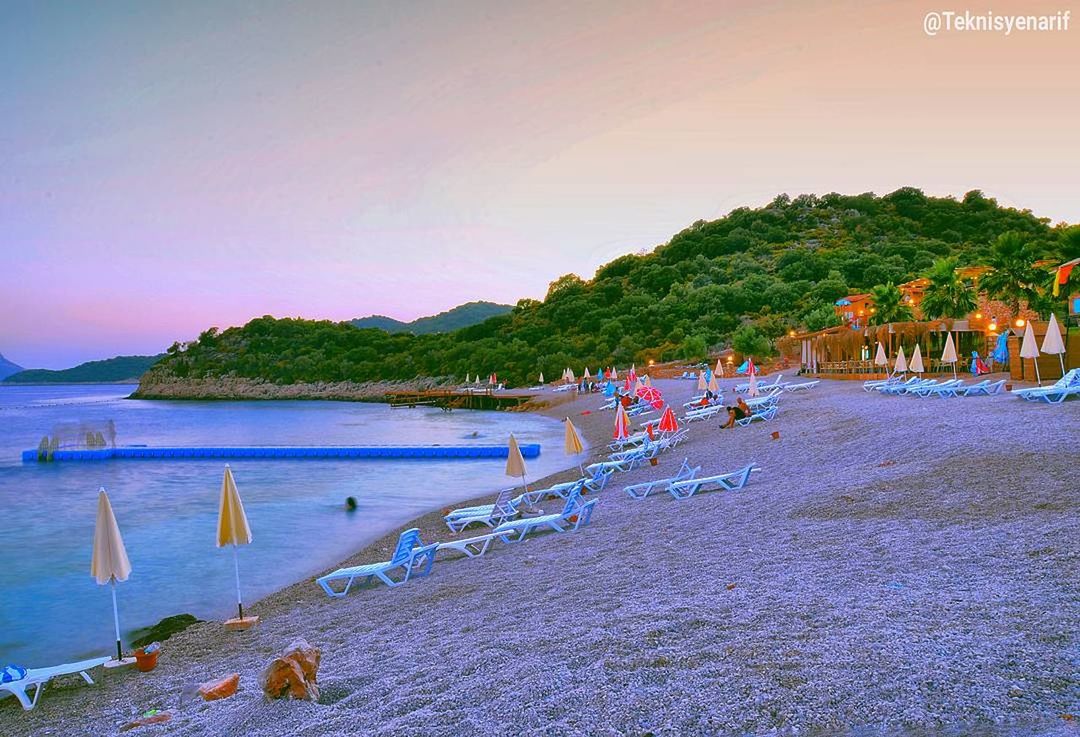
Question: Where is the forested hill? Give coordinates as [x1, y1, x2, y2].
[138, 189, 1073, 390]
[4, 354, 164, 383]
[349, 301, 512, 334]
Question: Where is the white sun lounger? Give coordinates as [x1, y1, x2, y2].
[782, 380, 820, 392]
[492, 490, 598, 543]
[667, 463, 760, 499]
[958, 379, 1006, 396]
[624, 458, 701, 500]
[1011, 369, 1080, 403]
[1, 657, 110, 711]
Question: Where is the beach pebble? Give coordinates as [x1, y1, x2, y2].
[260, 639, 321, 701]
[198, 673, 240, 701]
[119, 711, 172, 731]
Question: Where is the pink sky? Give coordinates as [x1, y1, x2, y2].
[3, 1, 1078, 368]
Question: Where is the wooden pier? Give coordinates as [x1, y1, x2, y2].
[385, 389, 536, 411]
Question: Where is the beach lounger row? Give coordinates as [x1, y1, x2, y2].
[1011, 369, 1080, 404]
[875, 377, 1008, 398]
[317, 490, 598, 597]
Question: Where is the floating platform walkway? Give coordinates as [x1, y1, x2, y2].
[22, 444, 541, 463]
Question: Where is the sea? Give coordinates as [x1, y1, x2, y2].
[0, 384, 571, 666]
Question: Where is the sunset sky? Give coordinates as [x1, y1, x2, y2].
[3, 0, 1079, 368]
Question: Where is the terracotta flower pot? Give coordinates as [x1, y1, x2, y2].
[134, 649, 159, 673]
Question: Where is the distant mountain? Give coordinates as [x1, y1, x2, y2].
[349, 301, 512, 334]
[3, 354, 165, 384]
[0, 352, 23, 380]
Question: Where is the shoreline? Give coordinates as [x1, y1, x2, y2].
[3, 377, 1076, 736]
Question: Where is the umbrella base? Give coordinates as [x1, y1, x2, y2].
[104, 657, 137, 669]
[224, 615, 259, 631]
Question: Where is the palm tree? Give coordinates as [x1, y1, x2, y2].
[978, 232, 1047, 315]
[868, 283, 914, 325]
[920, 258, 977, 319]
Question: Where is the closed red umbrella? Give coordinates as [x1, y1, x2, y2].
[658, 406, 678, 433]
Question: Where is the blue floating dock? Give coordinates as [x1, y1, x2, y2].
[21, 444, 541, 463]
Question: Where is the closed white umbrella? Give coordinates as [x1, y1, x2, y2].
[1019, 321, 1042, 385]
[894, 346, 908, 374]
[538, 372, 544, 384]
[1041, 313, 1066, 377]
[941, 333, 958, 379]
[714, 358, 723, 376]
[874, 342, 888, 367]
[583, 367, 591, 380]
[91, 488, 134, 665]
[910, 344, 925, 375]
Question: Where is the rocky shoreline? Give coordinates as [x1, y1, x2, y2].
[130, 376, 451, 402]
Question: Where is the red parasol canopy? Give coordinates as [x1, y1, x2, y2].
[635, 384, 664, 410]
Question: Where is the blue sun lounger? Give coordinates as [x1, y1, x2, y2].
[1, 657, 110, 711]
[317, 528, 437, 596]
[667, 463, 760, 500]
[624, 458, 701, 500]
[492, 490, 597, 543]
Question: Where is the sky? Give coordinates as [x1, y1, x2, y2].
[2, 0, 1079, 369]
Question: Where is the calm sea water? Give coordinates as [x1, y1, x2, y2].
[0, 385, 570, 666]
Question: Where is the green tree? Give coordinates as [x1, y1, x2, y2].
[919, 258, 976, 319]
[678, 335, 708, 361]
[732, 325, 772, 358]
[803, 304, 842, 332]
[868, 283, 914, 325]
[978, 232, 1047, 314]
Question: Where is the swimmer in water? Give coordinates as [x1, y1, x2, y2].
[345, 496, 358, 511]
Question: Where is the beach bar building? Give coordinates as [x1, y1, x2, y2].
[781, 262, 1080, 380]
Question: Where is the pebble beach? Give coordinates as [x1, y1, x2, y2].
[2, 377, 1077, 736]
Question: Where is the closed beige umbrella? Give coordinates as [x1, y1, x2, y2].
[696, 371, 707, 391]
[564, 417, 586, 474]
[506, 433, 528, 493]
[217, 465, 256, 628]
[91, 488, 133, 664]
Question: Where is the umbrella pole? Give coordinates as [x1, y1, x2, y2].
[232, 544, 244, 621]
[1059, 354, 1066, 378]
[1034, 359, 1042, 386]
[110, 578, 122, 662]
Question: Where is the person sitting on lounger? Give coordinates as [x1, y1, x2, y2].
[721, 397, 751, 429]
